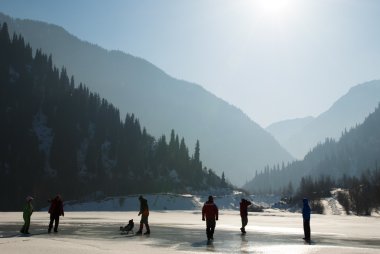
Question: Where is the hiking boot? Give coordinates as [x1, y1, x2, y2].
[135, 230, 142, 235]
[144, 231, 150, 235]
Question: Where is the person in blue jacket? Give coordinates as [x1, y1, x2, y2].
[302, 198, 311, 242]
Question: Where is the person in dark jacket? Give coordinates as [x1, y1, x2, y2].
[20, 196, 34, 234]
[202, 195, 219, 241]
[240, 198, 252, 234]
[302, 198, 311, 242]
[136, 195, 150, 235]
[48, 195, 64, 233]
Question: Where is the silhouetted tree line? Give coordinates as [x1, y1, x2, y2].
[0, 23, 230, 211]
[245, 100, 380, 196]
[336, 169, 380, 216]
[290, 175, 335, 214]
[282, 167, 380, 216]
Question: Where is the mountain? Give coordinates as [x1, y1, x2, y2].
[270, 80, 380, 159]
[0, 23, 230, 210]
[266, 116, 314, 156]
[0, 12, 293, 185]
[244, 100, 380, 194]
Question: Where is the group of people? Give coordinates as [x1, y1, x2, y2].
[135, 194, 254, 240]
[201, 196, 252, 241]
[201, 195, 312, 242]
[20, 194, 65, 235]
[21, 194, 312, 243]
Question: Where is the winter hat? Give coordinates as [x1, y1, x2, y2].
[208, 196, 214, 202]
[26, 196, 34, 202]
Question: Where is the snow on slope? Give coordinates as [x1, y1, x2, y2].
[321, 197, 344, 215]
[59, 193, 280, 212]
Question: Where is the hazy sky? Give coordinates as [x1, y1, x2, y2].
[1, 0, 379, 127]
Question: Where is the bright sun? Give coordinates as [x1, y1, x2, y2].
[255, 0, 293, 20]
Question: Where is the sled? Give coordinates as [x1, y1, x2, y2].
[120, 219, 134, 235]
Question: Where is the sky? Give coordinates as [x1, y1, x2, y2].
[1, 0, 380, 127]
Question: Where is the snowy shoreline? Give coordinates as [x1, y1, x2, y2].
[52, 192, 379, 217]
[49, 192, 281, 212]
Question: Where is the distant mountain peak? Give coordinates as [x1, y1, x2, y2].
[268, 80, 380, 159]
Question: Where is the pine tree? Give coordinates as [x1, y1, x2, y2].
[221, 172, 227, 187]
[194, 140, 201, 165]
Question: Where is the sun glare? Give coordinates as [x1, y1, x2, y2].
[255, 0, 294, 20]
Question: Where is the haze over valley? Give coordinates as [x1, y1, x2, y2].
[267, 80, 380, 159]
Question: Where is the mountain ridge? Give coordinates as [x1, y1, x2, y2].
[266, 116, 314, 157]
[0, 12, 293, 185]
[267, 80, 380, 159]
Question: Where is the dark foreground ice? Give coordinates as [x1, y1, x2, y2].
[1, 211, 380, 253]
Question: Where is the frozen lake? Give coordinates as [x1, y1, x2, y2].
[1, 210, 380, 253]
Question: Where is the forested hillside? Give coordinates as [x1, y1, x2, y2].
[0, 23, 229, 211]
[0, 13, 293, 185]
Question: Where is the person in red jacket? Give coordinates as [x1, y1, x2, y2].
[240, 198, 252, 234]
[136, 195, 150, 235]
[48, 194, 64, 233]
[202, 195, 218, 241]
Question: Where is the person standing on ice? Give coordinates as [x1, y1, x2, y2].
[20, 196, 34, 234]
[136, 195, 150, 235]
[302, 198, 311, 242]
[202, 195, 219, 241]
[48, 194, 64, 233]
[240, 198, 252, 234]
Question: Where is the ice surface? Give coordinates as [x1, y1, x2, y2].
[1, 210, 380, 253]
